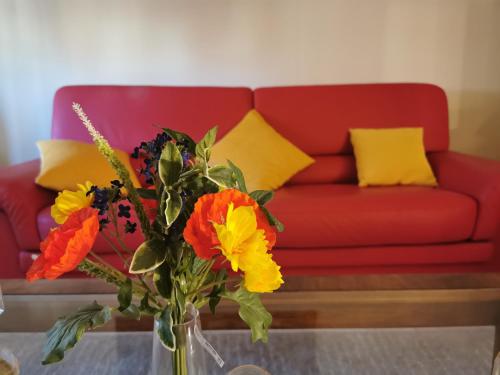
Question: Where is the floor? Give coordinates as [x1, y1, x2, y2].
[0, 326, 495, 375]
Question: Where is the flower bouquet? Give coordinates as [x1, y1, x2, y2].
[27, 104, 284, 374]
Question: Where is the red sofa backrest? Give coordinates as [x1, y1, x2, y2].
[52, 85, 253, 152]
[52, 83, 449, 185]
[255, 83, 449, 184]
[254, 83, 449, 154]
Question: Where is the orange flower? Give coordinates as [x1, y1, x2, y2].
[183, 189, 276, 259]
[26, 207, 99, 282]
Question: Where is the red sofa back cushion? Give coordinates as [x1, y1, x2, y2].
[254, 83, 449, 156]
[51, 83, 449, 185]
[52, 85, 253, 152]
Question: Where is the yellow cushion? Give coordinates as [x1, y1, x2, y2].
[349, 127, 437, 187]
[36, 139, 141, 191]
[210, 110, 314, 191]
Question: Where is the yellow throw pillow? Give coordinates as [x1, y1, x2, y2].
[350, 127, 437, 187]
[36, 139, 141, 191]
[210, 110, 314, 191]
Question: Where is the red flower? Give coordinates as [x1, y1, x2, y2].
[26, 207, 99, 281]
[183, 189, 276, 259]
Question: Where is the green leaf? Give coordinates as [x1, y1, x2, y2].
[209, 295, 221, 315]
[261, 206, 285, 232]
[117, 278, 133, 312]
[207, 165, 234, 188]
[194, 296, 209, 310]
[154, 262, 172, 299]
[158, 142, 183, 187]
[250, 190, 274, 206]
[163, 128, 196, 154]
[42, 301, 112, 364]
[209, 268, 227, 314]
[192, 257, 209, 275]
[227, 160, 247, 193]
[136, 188, 158, 200]
[165, 189, 182, 227]
[139, 293, 159, 315]
[120, 304, 140, 320]
[129, 239, 167, 274]
[222, 286, 272, 343]
[156, 306, 176, 351]
[195, 126, 218, 161]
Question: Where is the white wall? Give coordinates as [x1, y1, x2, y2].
[1, 0, 499, 166]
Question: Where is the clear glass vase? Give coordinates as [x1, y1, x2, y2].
[152, 305, 207, 375]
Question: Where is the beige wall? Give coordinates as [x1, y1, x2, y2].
[0, 0, 499, 166]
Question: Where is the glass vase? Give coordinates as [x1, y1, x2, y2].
[152, 305, 207, 375]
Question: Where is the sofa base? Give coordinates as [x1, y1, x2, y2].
[17, 241, 495, 278]
[273, 242, 494, 268]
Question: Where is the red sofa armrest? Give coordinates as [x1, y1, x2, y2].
[428, 151, 500, 240]
[0, 160, 55, 250]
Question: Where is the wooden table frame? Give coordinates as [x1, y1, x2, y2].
[3, 273, 500, 369]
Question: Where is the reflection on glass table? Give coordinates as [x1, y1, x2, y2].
[227, 364, 271, 375]
[0, 285, 4, 315]
[0, 326, 494, 375]
[0, 285, 20, 375]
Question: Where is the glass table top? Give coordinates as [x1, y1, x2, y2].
[0, 326, 494, 375]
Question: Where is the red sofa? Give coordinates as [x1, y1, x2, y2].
[1, 83, 499, 278]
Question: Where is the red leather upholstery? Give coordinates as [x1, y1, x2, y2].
[267, 184, 477, 248]
[0, 160, 55, 249]
[429, 151, 500, 240]
[18, 242, 494, 276]
[0, 212, 23, 278]
[37, 182, 479, 255]
[255, 83, 449, 156]
[273, 242, 494, 269]
[2, 83, 500, 278]
[287, 155, 357, 185]
[52, 86, 253, 152]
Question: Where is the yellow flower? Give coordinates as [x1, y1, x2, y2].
[50, 181, 94, 224]
[244, 253, 284, 293]
[212, 201, 284, 293]
[212, 203, 269, 272]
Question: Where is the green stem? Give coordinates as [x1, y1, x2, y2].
[109, 204, 133, 255]
[115, 234, 133, 254]
[82, 257, 162, 310]
[137, 275, 162, 309]
[173, 345, 187, 375]
[103, 210, 162, 310]
[73, 103, 152, 239]
[189, 259, 215, 297]
[187, 279, 227, 298]
[100, 231, 130, 267]
[89, 251, 116, 270]
[79, 258, 127, 288]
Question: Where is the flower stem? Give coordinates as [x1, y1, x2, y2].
[100, 232, 130, 267]
[187, 279, 227, 298]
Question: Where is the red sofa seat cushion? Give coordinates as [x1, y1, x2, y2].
[38, 184, 478, 253]
[267, 184, 477, 248]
